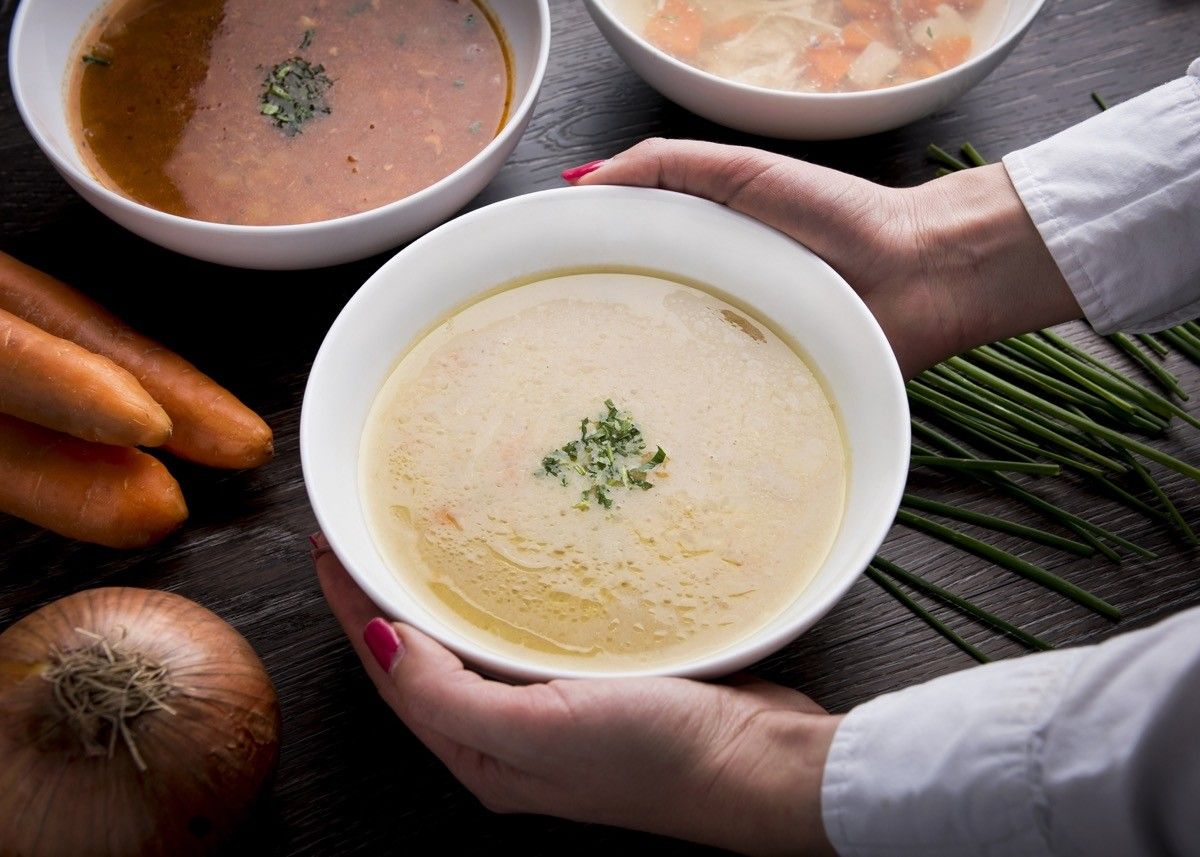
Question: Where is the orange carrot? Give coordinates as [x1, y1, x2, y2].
[0, 252, 272, 469]
[841, 0, 890, 20]
[0, 307, 171, 447]
[806, 45, 857, 88]
[841, 18, 895, 50]
[645, 0, 704, 57]
[707, 13, 755, 43]
[902, 56, 943, 79]
[901, 0, 942, 21]
[929, 34, 973, 69]
[0, 415, 187, 548]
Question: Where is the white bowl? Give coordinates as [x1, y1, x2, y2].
[8, 0, 550, 269]
[301, 186, 909, 682]
[582, 0, 1046, 140]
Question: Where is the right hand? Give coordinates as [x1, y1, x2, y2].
[567, 139, 1082, 378]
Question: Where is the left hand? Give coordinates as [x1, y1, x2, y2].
[313, 534, 841, 856]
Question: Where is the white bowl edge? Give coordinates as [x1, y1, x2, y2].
[301, 185, 910, 682]
[8, 0, 552, 268]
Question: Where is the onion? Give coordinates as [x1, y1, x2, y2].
[0, 587, 280, 856]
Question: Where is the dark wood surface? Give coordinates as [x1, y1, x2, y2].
[2, 0, 1199, 853]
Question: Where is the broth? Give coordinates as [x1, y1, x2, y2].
[70, 0, 511, 225]
[606, 0, 1008, 92]
[360, 272, 847, 671]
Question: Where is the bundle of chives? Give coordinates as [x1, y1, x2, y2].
[886, 108, 1200, 662]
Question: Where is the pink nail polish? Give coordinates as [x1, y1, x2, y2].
[364, 618, 404, 673]
[561, 159, 606, 182]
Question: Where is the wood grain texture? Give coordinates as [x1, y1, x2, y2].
[2, 0, 1199, 853]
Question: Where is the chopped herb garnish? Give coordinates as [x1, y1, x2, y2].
[453, 78, 466, 89]
[539, 400, 667, 511]
[82, 53, 111, 66]
[260, 57, 332, 136]
[299, 28, 314, 50]
[926, 25, 934, 38]
[468, 120, 483, 135]
[465, 12, 476, 26]
[393, 33, 407, 47]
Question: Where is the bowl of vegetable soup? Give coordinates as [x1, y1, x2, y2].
[9, 0, 550, 268]
[301, 186, 910, 682]
[583, 0, 1046, 139]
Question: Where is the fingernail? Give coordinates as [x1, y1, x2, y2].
[561, 159, 606, 182]
[364, 618, 404, 673]
[308, 531, 331, 561]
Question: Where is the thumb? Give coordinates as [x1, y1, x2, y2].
[567, 137, 885, 260]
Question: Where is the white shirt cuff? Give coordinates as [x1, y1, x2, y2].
[1002, 70, 1200, 334]
[821, 647, 1086, 857]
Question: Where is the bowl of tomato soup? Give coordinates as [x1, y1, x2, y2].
[9, 0, 550, 268]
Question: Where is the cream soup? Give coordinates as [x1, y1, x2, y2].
[360, 272, 846, 670]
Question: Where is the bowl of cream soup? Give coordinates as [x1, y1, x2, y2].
[582, 0, 1046, 139]
[8, 0, 549, 268]
[301, 186, 909, 681]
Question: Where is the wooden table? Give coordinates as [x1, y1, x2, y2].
[2, 1, 1199, 853]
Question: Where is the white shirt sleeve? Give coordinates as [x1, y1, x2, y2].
[820, 605, 1200, 857]
[1002, 60, 1200, 334]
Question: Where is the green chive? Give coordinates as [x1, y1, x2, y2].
[911, 455, 1060, 476]
[1092, 91, 1110, 111]
[871, 557, 1053, 650]
[1107, 333, 1188, 400]
[895, 510, 1121, 619]
[1123, 453, 1198, 544]
[865, 567, 990, 663]
[1161, 328, 1200, 367]
[926, 144, 970, 172]
[947, 357, 1200, 483]
[1136, 333, 1170, 357]
[960, 142, 988, 167]
[901, 494, 1092, 556]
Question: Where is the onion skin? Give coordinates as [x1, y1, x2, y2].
[0, 588, 280, 856]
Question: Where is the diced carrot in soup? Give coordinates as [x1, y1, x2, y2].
[902, 56, 943, 79]
[840, 0, 890, 21]
[929, 34, 972, 69]
[841, 18, 896, 49]
[805, 45, 856, 88]
[646, 0, 705, 57]
[901, 0, 943, 21]
[707, 13, 756, 43]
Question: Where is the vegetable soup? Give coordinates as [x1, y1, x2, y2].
[606, 0, 1007, 92]
[70, 0, 511, 225]
[360, 272, 847, 670]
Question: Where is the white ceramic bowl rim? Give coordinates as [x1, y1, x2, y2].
[586, 0, 1046, 101]
[6, 0, 551, 236]
[301, 185, 911, 682]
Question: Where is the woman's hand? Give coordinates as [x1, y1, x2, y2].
[314, 536, 840, 856]
[566, 139, 1082, 378]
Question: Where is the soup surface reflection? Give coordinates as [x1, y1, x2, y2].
[361, 272, 847, 671]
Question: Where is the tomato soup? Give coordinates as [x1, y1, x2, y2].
[71, 0, 511, 225]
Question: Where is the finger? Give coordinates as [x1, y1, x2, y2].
[569, 138, 883, 259]
[310, 540, 562, 760]
[722, 672, 827, 715]
[385, 623, 560, 761]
